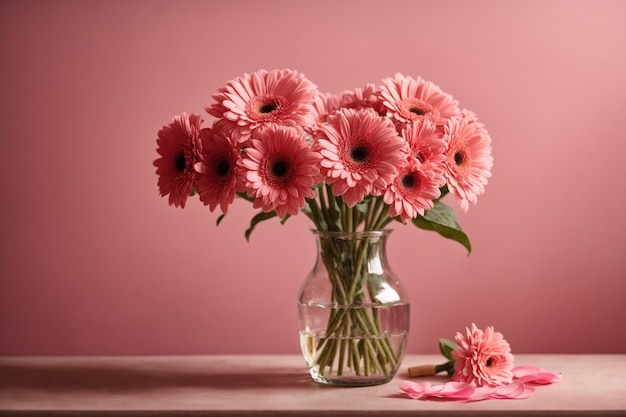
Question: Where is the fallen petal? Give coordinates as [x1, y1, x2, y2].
[470, 385, 499, 402]
[399, 380, 475, 401]
[433, 381, 476, 399]
[490, 380, 535, 399]
[468, 381, 535, 401]
[399, 380, 432, 399]
[513, 365, 562, 384]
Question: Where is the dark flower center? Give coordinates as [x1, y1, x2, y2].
[401, 173, 417, 189]
[486, 357, 494, 367]
[259, 101, 278, 114]
[454, 151, 465, 166]
[216, 160, 230, 177]
[175, 152, 186, 172]
[409, 106, 425, 116]
[271, 160, 289, 178]
[350, 145, 369, 163]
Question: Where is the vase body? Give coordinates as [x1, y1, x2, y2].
[298, 230, 409, 386]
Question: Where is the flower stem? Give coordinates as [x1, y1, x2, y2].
[434, 360, 455, 375]
[311, 231, 400, 381]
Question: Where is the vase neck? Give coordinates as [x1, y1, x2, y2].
[313, 230, 391, 268]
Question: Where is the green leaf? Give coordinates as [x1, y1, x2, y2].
[216, 214, 226, 226]
[437, 184, 449, 200]
[325, 190, 343, 231]
[411, 200, 472, 254]
[438, 338, 458, 360]
[244, 211, 277, 242]
[354, 195, 372, 215]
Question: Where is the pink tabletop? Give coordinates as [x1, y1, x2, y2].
[1, 354, 625, 416]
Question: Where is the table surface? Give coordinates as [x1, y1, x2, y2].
[1, 354, 625, 416]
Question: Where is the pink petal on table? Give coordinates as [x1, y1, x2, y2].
[399, 381, 433, 399]
[434, 381, 476, 399]
[513, 365, 562, 384]
[469, 381, 535, 401]
[400, 380, 475, 400]
[489, 380, 535, 399]
[469, 386, 498, 402]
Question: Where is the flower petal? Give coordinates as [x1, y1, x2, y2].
[513, 365, 562, 385]
[400, 380, 475, 401]
[489, 380, 535, 400]
[435, 382, 476, 399]
[467, 381, 535, 402]
[399, 381, 432, 399]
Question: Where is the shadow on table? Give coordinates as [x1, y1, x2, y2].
[0, 361, 315, 392]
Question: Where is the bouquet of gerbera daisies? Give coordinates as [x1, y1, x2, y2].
[154, 69, 492, 246]
[153, 69, 493, 382]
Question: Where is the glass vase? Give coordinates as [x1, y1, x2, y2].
[298, 229, 409, 386]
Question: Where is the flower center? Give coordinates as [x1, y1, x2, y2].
[409, 106, 425, 116]
[271, 159, 289, 178]
[401, 99, 432, 121]
[215, 160, 230, 177]
[259, 101, 278, 114]
[175, 152, 186, 172]
[486, 357, 493, 367]
[454, 151, 465, 166]
[350, 145, 369, 163]
[401, 172, 418, 189]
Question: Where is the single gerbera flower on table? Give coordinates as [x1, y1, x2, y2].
[316, 107, 408, 207]
[153, 112, 203, 208]
[240, 125, 321, 218]
[206, 68, 319, 140]
[378, 73, 461, 128]
[194, 122, 245, 214]
[443, 116, 494, 212]
[451, 323, 514, 387]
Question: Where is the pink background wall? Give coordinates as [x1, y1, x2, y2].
[1, 0, 625, 356]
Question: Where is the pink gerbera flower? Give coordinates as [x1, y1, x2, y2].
[384, 160, 445, 222]
[153, 113, 203, 208]
[209, 116, 247, 145]
[205, 85, 230, 119]
[316, 108, 408, 207]
[194, 123, 245, 214]
[312, 92, 341, 124]
[451, 323, 514, 387]
[443, 117, 494, 212]
[307, 92, 342, 137]
[240, 125, 321, 218]
[338, 83, 387, 116]
[459, 108, 485, 127]
[206, 69, 318, 140]
[379, 73, 461, 127]
[403, 120, 447, 170]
